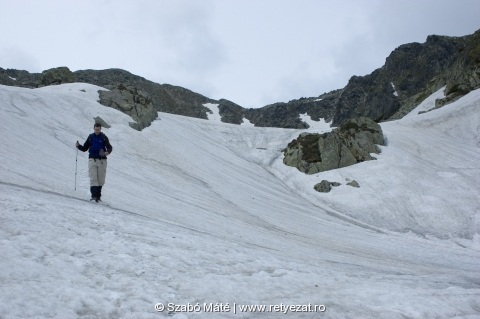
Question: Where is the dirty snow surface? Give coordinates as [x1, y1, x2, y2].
[1, 83, 479, 318]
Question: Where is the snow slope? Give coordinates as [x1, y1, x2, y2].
[403, 86, 446, 117]
[279, 87, 480, 243]
[0, 83, 479, 318]
[298, 113, 332, 131]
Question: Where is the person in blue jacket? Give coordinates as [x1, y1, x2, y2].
[76, 123, 113, 201]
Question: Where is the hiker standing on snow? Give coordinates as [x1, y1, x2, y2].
[76, 123, 113, 202]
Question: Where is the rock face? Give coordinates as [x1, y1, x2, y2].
[283, 117, 385, 174]
[75, 69, 215, 120]
[98, 84, 157, 131]
[434, 30, 480, 107]
[216, 99, 245, 124]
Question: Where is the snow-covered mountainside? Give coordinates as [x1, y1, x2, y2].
[1, 83, 479, 318]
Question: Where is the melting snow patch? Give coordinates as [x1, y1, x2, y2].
[299, 113, 332, 131]
[391, 82, 398, 97]
[241, 117, 255, 127]
[9, 76, 17, 81]
[404, 86, 446, 118]
[205, 103, 221, 122]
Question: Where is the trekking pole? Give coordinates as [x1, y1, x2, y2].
[75, 147, 78, 191]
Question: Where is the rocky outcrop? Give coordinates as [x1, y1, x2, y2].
[0, 67, 42, 87]
[389, 31, 480, 119]
[283, 117, 385, 174]
[435, 31, 480, 107]
[216, 99, 244, 124]
[98, 84, 157, 130]
[40, 67, 75, 86]
[74, 69, 217, 120]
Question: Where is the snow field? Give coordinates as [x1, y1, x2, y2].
[0, 83, 479, 318]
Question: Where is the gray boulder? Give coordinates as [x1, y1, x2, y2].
[347, 180, 360, 188]
[314, 180, 341, 193]
[314, 180, 332, 193]
[283, 117, 385, 174]
[98, 84, 157, 130]
[93, 116, 111, 128]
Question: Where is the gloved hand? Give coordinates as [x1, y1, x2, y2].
[76, 141, 80, 147]
[99, 149, 109, 157]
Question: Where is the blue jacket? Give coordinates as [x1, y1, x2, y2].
[77, 132, 113, 159]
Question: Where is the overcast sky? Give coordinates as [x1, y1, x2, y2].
[1, 0, 479, 108]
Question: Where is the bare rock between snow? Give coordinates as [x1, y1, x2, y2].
[283, 117, 385, 174]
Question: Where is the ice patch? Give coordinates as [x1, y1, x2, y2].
[391, 82, 398, 97]
[204, 103, 221, 122]
[404, 86, 446, 118]
[299, 113, 332, 131]
[241, 117, 255, 127]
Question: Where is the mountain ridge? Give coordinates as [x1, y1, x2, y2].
[1, 28, 478, 129]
